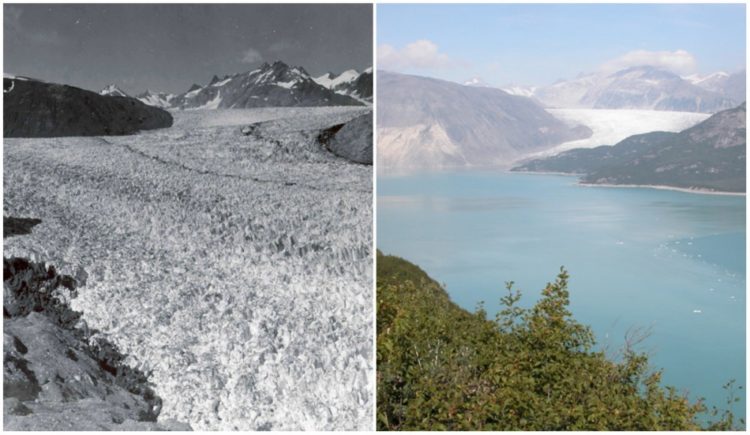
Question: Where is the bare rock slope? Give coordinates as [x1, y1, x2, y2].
[3, 77, 173, 138]
[3, 225, 190, 430]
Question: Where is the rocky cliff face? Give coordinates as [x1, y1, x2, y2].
[3, 77, 173, 138]
[3, 222, 190, 430]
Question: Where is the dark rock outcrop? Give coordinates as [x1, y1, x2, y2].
[3, 256, 190, 430]
[3, 217, 42, 238]
[322, 113, 373, 165]
[4, 77, 173, 138]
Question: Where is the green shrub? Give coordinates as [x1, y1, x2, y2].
[376, 251, 742, 431]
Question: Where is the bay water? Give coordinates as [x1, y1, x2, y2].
[378, 171, 746, 420]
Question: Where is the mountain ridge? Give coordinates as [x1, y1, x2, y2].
[377, 70, 592, 170]
[131, 61, 372, 109]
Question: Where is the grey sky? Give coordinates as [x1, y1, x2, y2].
[4, 3, 372, 95]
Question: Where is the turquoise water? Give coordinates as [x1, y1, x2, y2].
[378, 171, 746, 421]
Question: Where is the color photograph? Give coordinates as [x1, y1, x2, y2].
[376, 3, 745, 430]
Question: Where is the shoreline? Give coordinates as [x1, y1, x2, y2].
[515, 170, 745, 196]
[578, 182, 746, 197]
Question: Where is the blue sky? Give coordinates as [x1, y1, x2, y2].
[377, 3, 746, 86]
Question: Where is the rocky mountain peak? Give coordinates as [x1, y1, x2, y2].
[99, 84, 128, 97]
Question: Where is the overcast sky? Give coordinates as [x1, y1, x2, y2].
[378, 3, 746, 87]
[4, 3, 372, 95]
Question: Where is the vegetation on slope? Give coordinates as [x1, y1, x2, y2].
[376, 251, 742, 430]
[513, 103, 746, 193]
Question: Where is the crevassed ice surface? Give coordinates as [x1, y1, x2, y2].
[3, 107, 373, 430]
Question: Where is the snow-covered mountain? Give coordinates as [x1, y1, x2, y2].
[684, 69, 746, 103]
[530, 66, 742, 113]
[138, 61, 364, 110]
[136, 90, 175, 109]
[99, 84, 128, 97]
[314, 67, 372, 103]
[683, 71, 730, 88]
[314, 69, 359, 89]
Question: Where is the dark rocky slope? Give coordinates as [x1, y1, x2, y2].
[3, 222, 189, 430]
[320, 113, 373, 165]
[168, 61, 364, 109]
[4, 77, 173, 138]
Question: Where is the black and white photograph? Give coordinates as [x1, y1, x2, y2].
[3, 3, 373, 430]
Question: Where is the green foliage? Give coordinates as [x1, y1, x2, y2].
[376, 251, 743, 430]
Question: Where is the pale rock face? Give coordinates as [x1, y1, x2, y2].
[377, 124, 465, 170]
[377, 71, 591, 171]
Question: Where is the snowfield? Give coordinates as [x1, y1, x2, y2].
[526, 108, 710, 158]
[3, 107, 373, 430]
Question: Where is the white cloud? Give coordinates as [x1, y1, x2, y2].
[268, 40, 297, 53]
[378, 39, 454, 70]
[599, 49, 697, 75]
[240, 48, 263, 64]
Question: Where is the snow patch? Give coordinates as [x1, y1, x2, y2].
[211, 77, 232, 87]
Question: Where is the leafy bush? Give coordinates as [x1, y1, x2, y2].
[376, 251, 742, 430]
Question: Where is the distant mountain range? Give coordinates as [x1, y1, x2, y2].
[98, 61, 372, 109]
[494, 66, 745, 113]
[378, 71, 592, 170]
[314, 67, 372, 103]
[513, 103, 746, 193]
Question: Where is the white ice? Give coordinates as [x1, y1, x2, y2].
[3, 107, 373, 431]
[526, 108, 710, 158]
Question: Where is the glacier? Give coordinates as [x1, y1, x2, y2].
[3, 107, 373, 430]
[525, 108, 710, 158]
